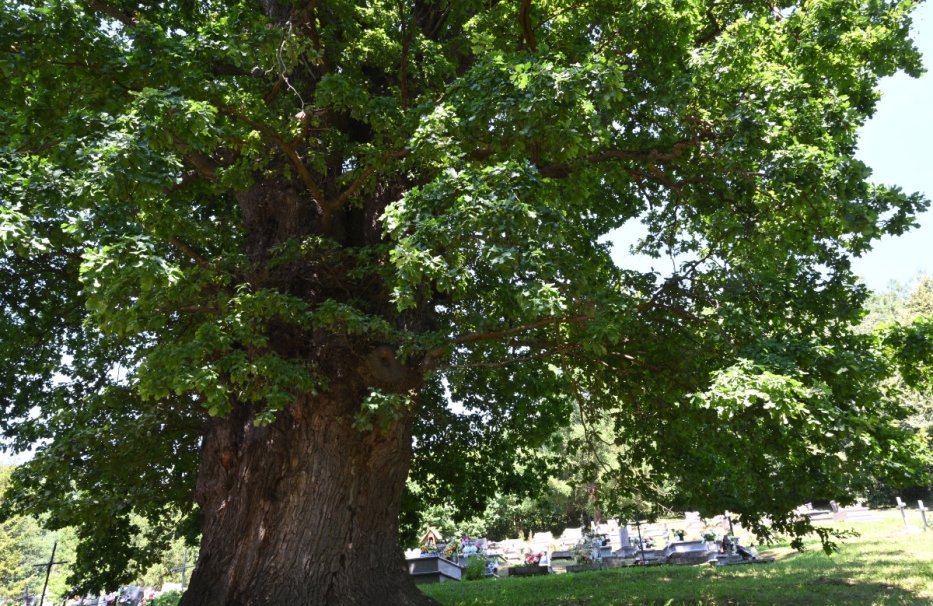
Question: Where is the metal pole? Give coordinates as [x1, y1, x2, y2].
[634, 518, 645, 564]
[38, 541, 56, 606]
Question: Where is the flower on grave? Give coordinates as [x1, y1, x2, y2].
[524, 551, 544, 565]
[443, 541, 460, 558]
[673, 529, 686, 541]
[460, 534, 484, 556]
[702, 530, 718, 542]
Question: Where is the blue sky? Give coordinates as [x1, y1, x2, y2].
[850, 2, 933, 291]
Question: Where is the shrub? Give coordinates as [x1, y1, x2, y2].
[148, 591, 182, 606]
[464, 557, 486, 581]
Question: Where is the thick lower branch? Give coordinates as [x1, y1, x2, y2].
[520, 0, 537, 51]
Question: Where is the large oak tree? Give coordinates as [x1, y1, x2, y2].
[1, 1, 931, 604]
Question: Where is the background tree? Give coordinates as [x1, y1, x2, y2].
[1, 1, 931, 605]
[0, 466, 42, 600]
[0, 466, 76, 602]
[406, 411, 659, 547]
[863, 278, 933, 433]
[2, 463, 194, 600]
[857, 277, 933, 504]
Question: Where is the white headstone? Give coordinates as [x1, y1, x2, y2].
[619, 525, 631, 547]
[560, 527, 583, 545]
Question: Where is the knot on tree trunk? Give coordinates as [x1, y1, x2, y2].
[361, 345, 422, 393]
[236, 182, 315, 263]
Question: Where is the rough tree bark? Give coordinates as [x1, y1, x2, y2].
[180, 369, 435, 606]
[181, 170, 435, 603]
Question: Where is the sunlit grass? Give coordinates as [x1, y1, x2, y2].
[420, 510, 933, 605]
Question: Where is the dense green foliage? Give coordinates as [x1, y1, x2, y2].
[1, 0, 932, 592]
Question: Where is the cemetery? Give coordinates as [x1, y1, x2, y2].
[418, 506, 933, 606]
[407, 511, 788, 584]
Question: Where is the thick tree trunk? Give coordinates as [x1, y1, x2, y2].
[179, 376, 435, 606]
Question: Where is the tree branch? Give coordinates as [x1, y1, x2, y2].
[322, 148, 408, 220]
[537, 136, 709, 178]
[215, 104, 328, 209]
[168, 237, 211, 268]
[399, 2, 415, 108]
[420, 313, 592, 371]
[83, 0, 137, 27]
[451, 314, 592, 347]
[519, 0, 537, 51]
[274, 136, 328, 205]
[566, 371, 616, 469]
[329, 165, 376, 212]
[444, 344, 579, 370]
[184, 152, 219, 181]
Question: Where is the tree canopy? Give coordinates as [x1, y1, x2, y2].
[1, 0, 931, 601]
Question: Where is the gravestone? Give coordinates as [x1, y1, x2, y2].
[530, 531, 555, 554]
[594, 520, 618, 536]
[896, 496, 909, 528]
[665, 540, 716, 565]
[638, 522, 670, 547]
[795, 503, 834, 522]
[918, 500, 930, 530]
[683, 511, 705, 537]
[614, 525, 637, 557]
[492, 538, 525, 564]
[834, 501, 879, 523]
[522, 538, 553, 568]
[559, 527, 583, 548]
[406, 554, 463, 584]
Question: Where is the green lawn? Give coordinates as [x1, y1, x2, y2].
[420, 511, 933, 605]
